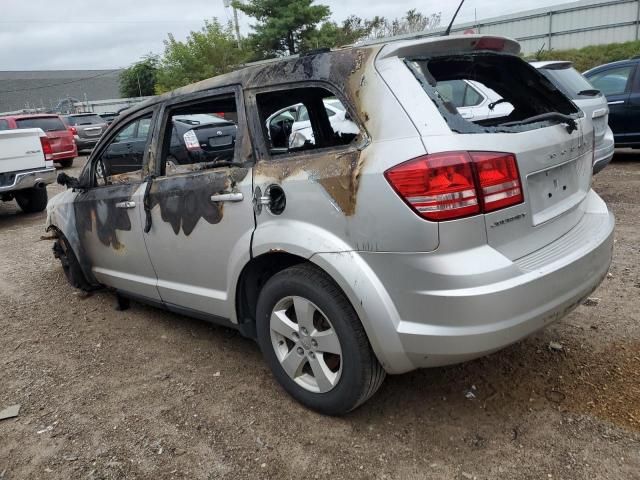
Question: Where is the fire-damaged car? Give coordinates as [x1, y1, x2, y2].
[46, 35, 614, 415]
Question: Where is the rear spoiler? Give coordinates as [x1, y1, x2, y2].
[378, 35, 521, 61]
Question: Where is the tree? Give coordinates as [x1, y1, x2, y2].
[301, 10, 442, 52]
[119, 55, 159, 98]
[233, 0, 330, 58]
[155, 19, 250, 93]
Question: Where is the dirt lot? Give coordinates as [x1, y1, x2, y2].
[1, 153, 639, 479]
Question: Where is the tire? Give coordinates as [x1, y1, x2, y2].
[58, 159, 74, 168]
[52, 233, 93, 291]
[256, 264, 385, 415]
[15, 188, 48, 213]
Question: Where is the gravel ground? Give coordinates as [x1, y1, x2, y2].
[1, 153, 639, 480]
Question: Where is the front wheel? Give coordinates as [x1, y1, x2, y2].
[256, 264, 385, 415]
[15, 188, 48, 213]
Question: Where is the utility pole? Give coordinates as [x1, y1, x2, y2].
[137, 72, 143, 98]
[223, 0, 242, 48]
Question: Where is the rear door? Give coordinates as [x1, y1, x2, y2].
[626, 63, 640, 144]
[586, 63, 635, 143]
[73, 109, 160, 300]
[142, 87, 255, 319]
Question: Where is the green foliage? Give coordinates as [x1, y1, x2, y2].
[233, 0, 330, 57]
[528, 40, 640, 72]
[155, 19, 250, 93]
[119, 55, 159, 98]
[148, 7, 442, 92]
[301, 10, 442, 52]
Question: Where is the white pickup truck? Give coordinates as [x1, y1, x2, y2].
[0, 128, 56, 213]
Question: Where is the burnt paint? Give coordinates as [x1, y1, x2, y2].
[148, 168, 249, 236]
[110, 47, 377, 218]
[74, 183, 138, 250]
[251, 49, 375, 216]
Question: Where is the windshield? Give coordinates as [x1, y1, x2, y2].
[66, 115, 104, 126]
[16, 117, 66, 132]
[538, 65, 599, 99]
[406, 53, 579, 133]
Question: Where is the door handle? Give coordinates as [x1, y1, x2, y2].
[115, 201, 136, 209]
[608, 100, 625, 105]
[210, 192, 244, 203]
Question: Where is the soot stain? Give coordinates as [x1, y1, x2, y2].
[148, 168, 248, 236]
[74, 184, 137, 250]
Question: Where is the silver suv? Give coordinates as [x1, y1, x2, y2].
[46, 35, 615, 415]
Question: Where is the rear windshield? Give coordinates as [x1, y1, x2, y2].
[16, 117, 66, 132]
[406, 53, 579, 134]
[537, 65, 599, 99]
[66, 114, 104, 126]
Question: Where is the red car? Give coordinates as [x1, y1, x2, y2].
[0, 114, 77, 168]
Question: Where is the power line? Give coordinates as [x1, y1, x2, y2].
[0, 70, 122, 94]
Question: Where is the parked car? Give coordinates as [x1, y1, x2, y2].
[47, 35, 614, 415]
[266, 99, 359, 150]
[0, 128, 56, 212]
[584, 57, 640, 148]
[169, 114, 237, 166]
[0, 114, 77, 168]
[532, 61, 615, 174]
[61, 113, 108, 151]
[99, 112, 119, 125]
[434, 79, 514, 121]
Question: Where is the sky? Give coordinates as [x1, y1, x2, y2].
[0, 0, 576, 71]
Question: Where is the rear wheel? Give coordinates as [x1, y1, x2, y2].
[15, 188, 48, 213]
[256, 264, 385, 415]
[58, 159, 74, 168]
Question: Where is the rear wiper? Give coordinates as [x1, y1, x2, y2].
[577, 89, 601, 96]
[499, 112, 577, 133]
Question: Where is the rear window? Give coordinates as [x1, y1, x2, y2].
[65, 115, 104, 126]
[15, 117, 66, 132]
[537, 65, 599, 99]
[406, 53, 579, 133]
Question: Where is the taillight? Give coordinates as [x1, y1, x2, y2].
[472, 152, 523, 212]
[69, 126, 77, 135]
[40, 136, 53, 161]
[472, 37, 506, 51]
[385, 151, 523, 221]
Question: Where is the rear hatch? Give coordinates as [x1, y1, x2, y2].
[534, 62, 609, 151]
[175, 114, 237, 162]
[396, 40, 593, 260]
[16, 116, 74, 153]
[68, 114, 107, 138]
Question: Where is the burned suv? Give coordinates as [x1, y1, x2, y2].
[46, 35, 614, 415]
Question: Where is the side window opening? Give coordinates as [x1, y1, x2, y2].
[94, 114, 153, 186]
[587, 65, 634, 96]
[407, 53, 579, 133]
[257, 87, 361, 156]
[161, 95, 239, 176]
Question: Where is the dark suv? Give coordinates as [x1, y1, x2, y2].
[62, 113, 108, 151]
[584, 57, 640, 148]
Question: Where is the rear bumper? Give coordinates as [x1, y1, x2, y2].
[593, 128, 614, 175]
[0, 167, 56, 193]
[317, 190, 614, 374]
[51, 148, 77, 161]
[74, 135, 100, 149]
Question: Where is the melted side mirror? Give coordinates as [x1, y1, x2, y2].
[57, 172, 86, 190]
